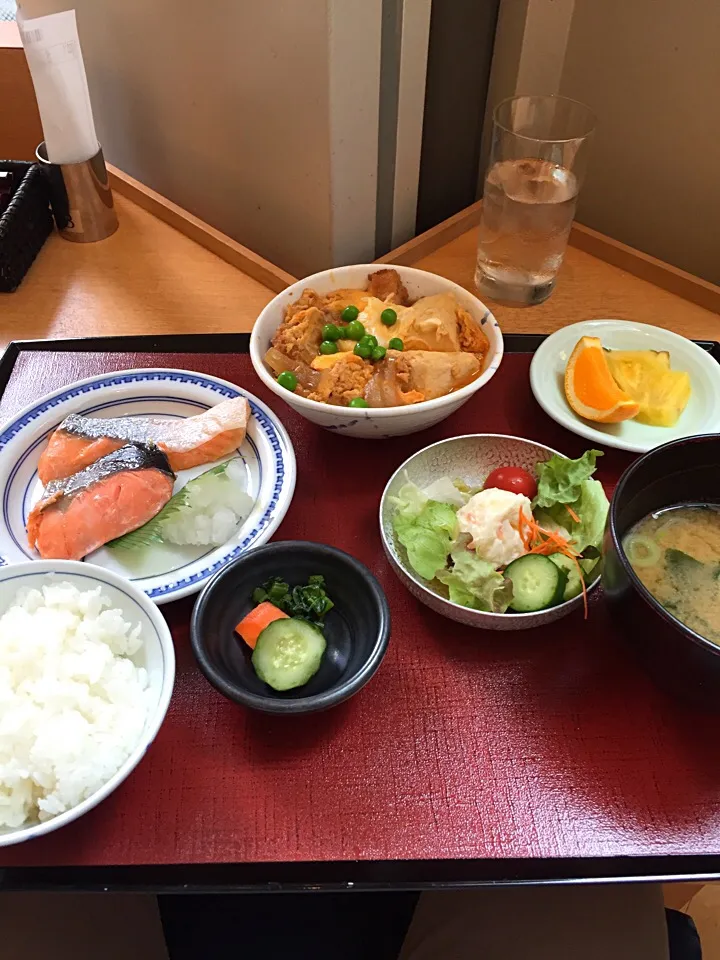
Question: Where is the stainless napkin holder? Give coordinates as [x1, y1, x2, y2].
[35, 142, 119, 243]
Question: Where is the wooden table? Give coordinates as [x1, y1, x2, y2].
[381, 201, 720, 339]
[0, 169, 293, 351]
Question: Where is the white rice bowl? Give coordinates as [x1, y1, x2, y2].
[0, 562, 174, 847]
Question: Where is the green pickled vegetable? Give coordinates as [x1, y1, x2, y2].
[252, 574, 334, 625]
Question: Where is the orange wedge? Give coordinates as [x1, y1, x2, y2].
[564, 336, 640, 423]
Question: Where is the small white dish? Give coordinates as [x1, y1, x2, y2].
[250, 264, 504, 438]
[530, 320, 720, 453]
[0, 369, 296, 603]
[0, 560, 175, 848]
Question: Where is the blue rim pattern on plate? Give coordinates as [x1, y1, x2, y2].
[0, 371, 293, 600]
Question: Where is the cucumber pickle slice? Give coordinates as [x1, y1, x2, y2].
[252, 618, 327, 691]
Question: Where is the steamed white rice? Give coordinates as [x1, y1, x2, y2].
[0, 582, 150, 829]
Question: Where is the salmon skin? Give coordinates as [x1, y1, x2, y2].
[37, 396, 251, 484]
[28, 443, 176, 561]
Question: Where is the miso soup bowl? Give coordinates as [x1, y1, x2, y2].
[250, 264, 504, 438]
[604, 433, 720, 704]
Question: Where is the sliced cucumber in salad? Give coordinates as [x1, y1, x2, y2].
[504, 554, 567, 613]
[548, 553, 584, 601]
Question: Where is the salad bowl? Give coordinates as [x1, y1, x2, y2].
[379, 435, 606, 631]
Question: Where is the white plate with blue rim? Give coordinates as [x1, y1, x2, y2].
[0, 369, 296, 604]
[529, 319, 720, 454]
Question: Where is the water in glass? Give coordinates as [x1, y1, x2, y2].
[475, 157, 578, 305]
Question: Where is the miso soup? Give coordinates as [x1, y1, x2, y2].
[623, 505, 720, 644]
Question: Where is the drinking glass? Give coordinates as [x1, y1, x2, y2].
[475, 95, 596, 306]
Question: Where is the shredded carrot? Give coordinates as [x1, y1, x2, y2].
[573, 554, 589, 620]
[566, 504, 580, 524]
[515, 506, 588, 618]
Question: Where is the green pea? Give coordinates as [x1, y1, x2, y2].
[348, 397, 369, 408]
[388, 337, 404, 351]
[371, 346, 387, 362]
[359, 334, 378, 349]
[381, 308, 397, 327]
[341, 305, 360, 323]
[345, 320, 366, 340]
[322, 323, 341, 342]
[277, 370, 298, 391]
[354, 342, 373, 359]
[320, 340, 338, 355]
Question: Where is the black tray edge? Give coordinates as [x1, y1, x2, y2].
[0, 333, 253, 400]
[2, 853, 720, 894]
[1, 333, 718, 405]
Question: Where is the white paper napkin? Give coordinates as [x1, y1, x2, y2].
[17, 8, 99, 165]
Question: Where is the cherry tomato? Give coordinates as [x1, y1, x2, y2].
[484, 466, 537, 499]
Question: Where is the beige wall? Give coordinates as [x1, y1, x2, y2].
[560, 0, 720, 285]
[19, 0, 337, 277]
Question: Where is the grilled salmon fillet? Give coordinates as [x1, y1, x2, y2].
[28, 444, 176, 561]
[37, 397, 250, 484]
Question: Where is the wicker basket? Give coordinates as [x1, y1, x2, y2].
[0, 160, 53, 293]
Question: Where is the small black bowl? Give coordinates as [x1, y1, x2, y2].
[190, 541, 391, 714]
[603, 434, 720, 704]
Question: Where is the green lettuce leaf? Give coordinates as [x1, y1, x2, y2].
[393, 499, 457, 581]
[389, 477, 428, 520]
[390, 474, 470, 513]
[534, 476, 609, 555]
[422, 476, 470, 507]
[437, 543, 513, 612]
[532, 449, 609, 558]
[534, 449, 603, 508]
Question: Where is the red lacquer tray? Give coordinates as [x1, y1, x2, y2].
[1, 333, 720, 891]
